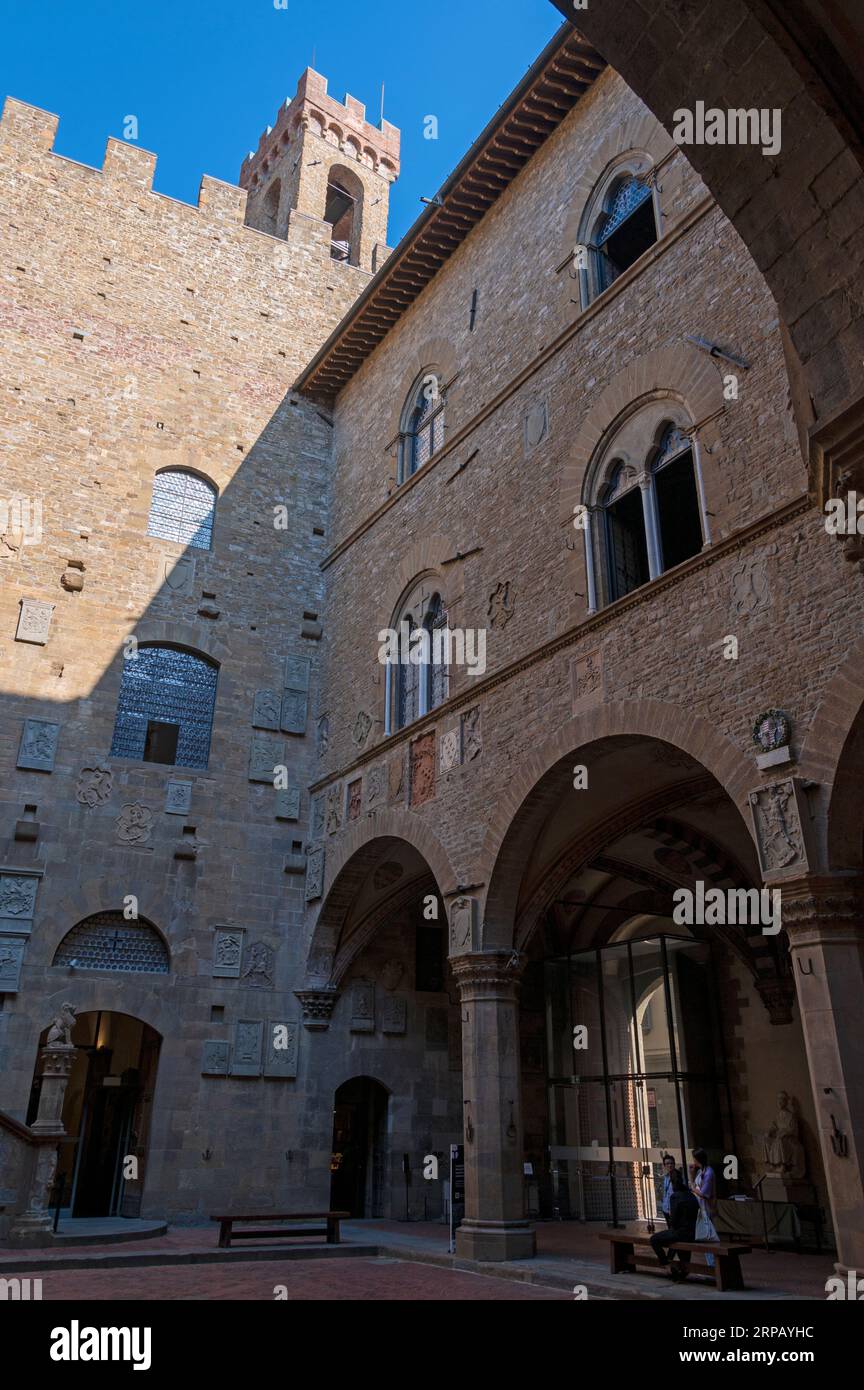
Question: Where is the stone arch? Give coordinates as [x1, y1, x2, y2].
[380, 532, 452, 631]
[801, 633, 864, 870]
[123, 619, 229, 668]
[37, 879, 177, 967]
[303, 816, 458, 980]
[325, 161, 364, 265]
[260, 177, 282, 236]
[476, 699, 760, 951]
[558, 342, 725, 524]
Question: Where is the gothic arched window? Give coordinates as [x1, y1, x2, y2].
[387, 584, 449, 733]
[593, 173, 657, 294]
[147, 469, 216, 551]
[52, 911, 170, 974]
[110, 644, 218, 769]
[399, 374, 446, 483]
[586, 416, 707, 610]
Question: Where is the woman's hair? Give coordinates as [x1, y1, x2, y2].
[692, 1147, 708, 1166]
[671, 1170, 687, 1192]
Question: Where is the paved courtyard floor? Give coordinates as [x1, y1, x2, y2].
[0, 1218, 833, 1300]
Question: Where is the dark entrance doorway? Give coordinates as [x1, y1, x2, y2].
[329, 1077, 389, 1217]
[28, 1011, 161, 1218]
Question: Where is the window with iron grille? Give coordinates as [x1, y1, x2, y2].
[110, 644, 218, 769]
[594, 174, 656, 294]
[52, 911, 169, 974]
[147, 469, 216, 550]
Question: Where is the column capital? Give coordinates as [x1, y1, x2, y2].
[294, 987, 340, 1031]
[780, 876, 864, 943]
[450, 950, 525, 997]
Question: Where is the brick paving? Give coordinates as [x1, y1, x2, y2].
[31, 1257, 569, 1301]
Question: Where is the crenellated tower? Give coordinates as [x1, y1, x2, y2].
[240, 69, 400, 274]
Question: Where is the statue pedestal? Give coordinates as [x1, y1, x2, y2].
[759, 1173, 811, 1205]
[759, 1174, 788, 1203]
[30, 1044, 76, 1135]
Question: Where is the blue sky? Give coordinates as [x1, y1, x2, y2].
[0, 0, 563, 245]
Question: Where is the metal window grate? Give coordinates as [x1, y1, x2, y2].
[53, 912, 169, 974]
[110, 645, 218, 769]
[147, 469, 216, 550]
[598, 175, 651, 242]
[407, 389, 445, 478]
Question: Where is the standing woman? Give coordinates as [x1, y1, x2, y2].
[690, 1146, 719, 1266]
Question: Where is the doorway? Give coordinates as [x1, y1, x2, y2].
[329, 1077, 389, 1217]
[27, 1011, 161, 1218]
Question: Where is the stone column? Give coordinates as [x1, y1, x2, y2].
[451, 951, 536, 1261]
[782, 880, 864, 1272]
[10, 1043, 76, 1245]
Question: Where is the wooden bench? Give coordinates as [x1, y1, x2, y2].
[598, 1230, 752, 1292]
[211, 1211, 350, 1249]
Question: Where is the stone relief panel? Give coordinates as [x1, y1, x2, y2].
[212, 927, 245, 979]
[326, 783, 342, 835]
[252, 689, 281, 731]
[0, 937, 26, 991]
[524, 399, 548, 454]
[305, 845, 325, 901]
[350, 981, 375, 1033]
[280, 688, 308, 735]
[311, 796, 325, 840]
[15, 598, 54, 645]
[160, 553, 196, 596]
[347, 778, 362, 821]
[249, 733, 285, 783]
[316, 715, 330, 758]
[439, 728, 460, 774]
[0, 874, 39, 932]
[231, 1020, 264, 1076]
[165, 780, 192, 815]
[731, 545, 777, 619]
[748, 779, 811, 878]
[381, 995, 407, 1035]
[17, 720, 59, 772]
[242, 941, 274, 988]
[449, 896, 478, 955]
[380, 958, 404, 991]
[264, 1020, 299, 1078]
[461, 706, 482, 761]
[487, 580, 514, 628]
[201, 1040, 230, 1076]
[275, 787, 301, 821]
[410, 732, 435, 806]
[388, 750, 406, 804]
[115, 803, 154, 845]
[352, 710, 373, 748]
[284, 656, 310, 692]
[76, 764, 113, 808]
[366, 764, 386, 809]
[571, 648, 604, 711]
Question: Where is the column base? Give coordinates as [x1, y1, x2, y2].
[455, 1219, 536, 1262]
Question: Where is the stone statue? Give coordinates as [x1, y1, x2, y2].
[46, 1002, 77, 1047]
[762, 1090, 806, 1181]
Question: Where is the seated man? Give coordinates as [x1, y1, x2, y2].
[649, 1170, 699, 1278]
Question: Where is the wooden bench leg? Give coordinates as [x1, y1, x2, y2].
[715, 1254, 744, 1292]
[327, 1216, 340, 1245]
[610, 1240, 633, 1274]
[218, 1220, 232, 1249]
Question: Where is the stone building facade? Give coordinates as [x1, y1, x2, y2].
[1, 20, 863, 1272]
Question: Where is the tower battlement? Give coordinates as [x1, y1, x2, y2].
[239, 68, 400, 191]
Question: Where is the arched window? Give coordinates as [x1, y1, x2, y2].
[586, 416, 707, 609]
[592, 173, 657, 294]
[110, 644, 218, 769]
[52, 911, 169, 974]
[324, 165, 364, 265]
[147, 469, 216, 551]
[387, 585, 449, 733]
[260, 178, 282, 236]
[399, 375, 446, 484]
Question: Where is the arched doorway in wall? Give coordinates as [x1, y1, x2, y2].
[330, 1077, 389, 1217]
[484, 728, 828, 1241]
[27, 1011, 162, 1218]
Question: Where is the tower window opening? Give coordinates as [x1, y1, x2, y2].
[326, 179, 356, 262]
